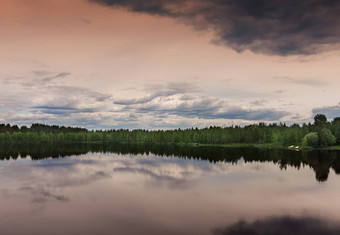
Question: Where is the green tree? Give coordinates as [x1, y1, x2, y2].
[314, 114, 327, 127]
[301, 136, 308, 147]
[304, 132, 319, 147]
[332, 117, 340, 144]
[319, 128, 336, 147]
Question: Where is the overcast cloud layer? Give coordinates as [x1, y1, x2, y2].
[92, 0, 340, 55]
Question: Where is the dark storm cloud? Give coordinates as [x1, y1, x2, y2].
[312, 103, 340, 120]
[213, 216, 340, 235]
[92, 0, 183, 17]
[91, 0, 340, 55]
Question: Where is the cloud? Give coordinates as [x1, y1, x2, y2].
[31, 105, 98, 115]
[20, 71, 71, 87]
[291, 114, 303, 120]
[113, 82, 200, 105]
[116, 90, 289, 121]
[28, 85, 112, 116]
[0, 71, 113, 125]
[32, 71, 49, 76]
[91, 0, 340, 56]
[272, 76, 328, 87]
[214, 107, 289, 121]
[0, 73, 290, 127]
[212, 216, 340, 235]
[274, 90, 284, 94]
[312, 104, 340, 120]
[115, 85, 278, 123]
[52, 85, 112, 101]
[249, 99, 266, 106]
[39, 72, 70, 83]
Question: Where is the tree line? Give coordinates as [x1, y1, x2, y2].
[0, 114, 339, 147]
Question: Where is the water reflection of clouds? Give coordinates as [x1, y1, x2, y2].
[20, 186, 70, 203]
[0, 152, 292, 194]
[0, 152, 270, 209]
[0, 156, 113, 206]
[114, 167, 198, 190]
[1, 152, 340, 234]
[110, 154, 252, 190]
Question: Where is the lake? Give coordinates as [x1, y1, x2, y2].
[1, 144, 340, 234]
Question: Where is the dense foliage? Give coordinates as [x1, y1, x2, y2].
[303, 132, 319, 147]
[0, 114, 339, 147]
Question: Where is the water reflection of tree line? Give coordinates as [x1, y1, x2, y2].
[0, 143, 339, 182]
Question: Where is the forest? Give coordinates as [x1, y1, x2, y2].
[0, 114, 339, 148]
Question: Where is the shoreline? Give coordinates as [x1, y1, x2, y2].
[176, 142, 340, 151]
[0, 141, 339, 151]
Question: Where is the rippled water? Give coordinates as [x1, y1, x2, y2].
[0, 145, 340, 234]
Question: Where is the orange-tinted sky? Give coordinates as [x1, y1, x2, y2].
[1, 0, 340, 129]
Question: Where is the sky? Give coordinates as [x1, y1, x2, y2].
[0, 0, 340, 129]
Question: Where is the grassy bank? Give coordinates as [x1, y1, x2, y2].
[328, 145, 340, 150]
[177, 142, 340, 151]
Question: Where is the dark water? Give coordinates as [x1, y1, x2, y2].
[1, 144, 340, 235]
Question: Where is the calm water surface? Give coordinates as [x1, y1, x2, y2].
[1, 145, 340, 234]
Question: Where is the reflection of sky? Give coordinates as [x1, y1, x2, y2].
[1, 153, 340, 234]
